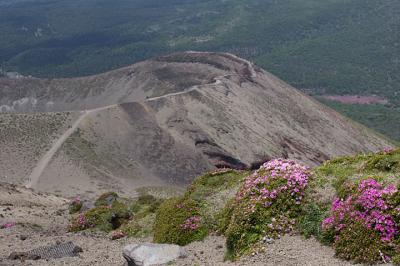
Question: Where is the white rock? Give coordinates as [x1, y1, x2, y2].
[123, 243, 186, 266]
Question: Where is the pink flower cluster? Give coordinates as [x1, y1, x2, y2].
[75, 213, 88, 229]
[111, 230, 126, 240]
[180, 216, 201, 230]
[267, 216, 296, 235]
[382, 147, 395, 154]
[236, 159, 310, 208]
[72, 196, 81, 204]
[1, 222, 16, 229]
[322, 179, 398, 242]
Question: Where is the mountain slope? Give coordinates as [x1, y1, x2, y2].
[1, 0, 399, 140]
[0, 52, 393, 197]
[0, 0, 398, 100]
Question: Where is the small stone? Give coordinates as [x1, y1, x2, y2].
[31, 254, 41, 260]
[216, 244, 223, 249]
[8, 252, 24, 260]
[263, 236, 274, 244]
[19, 235, 28, 241]
[73, 246, 83, 253]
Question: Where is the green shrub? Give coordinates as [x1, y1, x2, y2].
[333, 220, 391, 264]
[130, 202, 142, 213]
[224, 159, 310, 259]
[185, 169, 249, 200]
[109, 201, 132, 228]
[120, 220, 141, 237]
[393, 254, 400, 265]
[95, 192, 119, 206]
[84, 206, 115, 232]
[69, 198, 83, 214]
[225, 200, 299, 259]
[70, 200, 131, 233]
[153, 198, 208, 246]
[225, 200, 267, 259]
[151, 169, 249, 246]
[366, 155, 399, 172]
[135, 194, 163, 213]
[69, 191, 166, 239]
[321, 178, 400, 264]
[216, 199, 235, 234]
[297, 203, 328, 242]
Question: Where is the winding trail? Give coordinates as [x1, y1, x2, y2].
[25, 104, 121, 188]
[24, 65, 257, 189]
[25, 110, 90, 188]
[24, 87, 203, 188]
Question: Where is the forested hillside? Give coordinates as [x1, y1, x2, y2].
[1, 0, 399, 139]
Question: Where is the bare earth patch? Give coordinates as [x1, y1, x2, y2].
[174, 234, 358, 266]
[319, 95, 389, 105]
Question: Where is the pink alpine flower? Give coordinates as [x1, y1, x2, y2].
[236, 159, 309, 208]
[111, 230, 126, 240]
[382, 147, 394, 154]
[180, 216, 202, 230]
[323, 178, 398, 242]
[1, 222, 16, 229]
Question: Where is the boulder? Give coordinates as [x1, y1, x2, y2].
[123, 243, 186, 266]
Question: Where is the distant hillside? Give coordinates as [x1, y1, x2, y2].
[318, 98, 400, 143]
[0, 0, 399, 140]
[0, 52, 392, 197]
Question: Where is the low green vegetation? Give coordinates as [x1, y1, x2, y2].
[153, 197, 208, 246]
[297, 202, 329, 243]
[153, 169, 249, 245]
[68, 197, 83, 214]
[334, 220, 390, 263]
[315, 147, 400, 199]
[125, 194, 163, 237]
[309, 148, 400, 264]
[221, 160, 310, 259]
[69, 192, 162, 238]
[69, 199, 131, 233]
[94, 192, 119, 207]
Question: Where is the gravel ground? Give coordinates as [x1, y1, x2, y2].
[1, 230, 358, 266]
[1, 228, 131, 266]
[174, 234, 359, 266]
